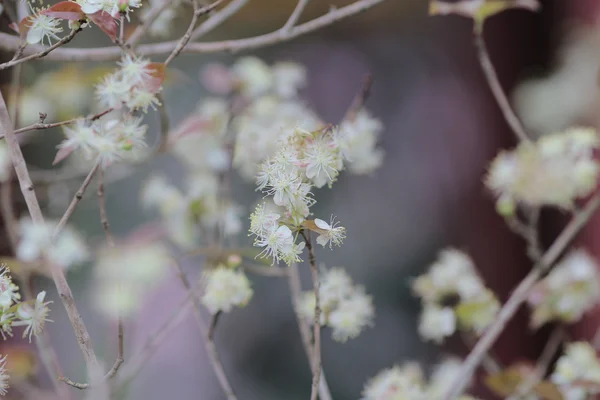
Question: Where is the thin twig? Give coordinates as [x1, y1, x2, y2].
[171, 260, 237, 400]
[4, 108, 114, 139]
[287, 263, 333, 400]
[0, 0, 388, 61]
[0, 80, 101, 376]
[282, 0, 311, 32]
[0, 29, 80, 71]
[52, 159, 101, 240]
[189, 0, 249, 41]
[445, 193, 600, 399]
[343, 73, 373, 122]
[127, 0, 174, 47]
[474, 31, 530, 143]
[164, 0, 226, 65]
[154, 92, 170, 152]
[301, 230, 322, 400]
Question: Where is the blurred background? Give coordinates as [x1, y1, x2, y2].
[4, 0, 600, 399]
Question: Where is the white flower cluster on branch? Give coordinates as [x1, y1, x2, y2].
[412, 249, 500, 343]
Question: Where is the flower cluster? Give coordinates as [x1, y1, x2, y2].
[0, 264, 52, 345]
[412, 249, 500, 343]
[298, 267, 374, 342]
[16, 217, 89, 270]
[201, 265, 253, 314]
[55, 116, 148, 168]
[93, 238, 170, 318]
[75, 0, 142, 17]
[485, 126, 600, 215]
[361, 359, 479, 400]
[528, 249, 600, 328]
[551, 342, 600, 400]
[96, 54, 163, 112]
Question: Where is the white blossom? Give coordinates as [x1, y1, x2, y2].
[418, 304, 456, 343]
[552, 342, 600, 400]
[314, 217, 346, 249]
[201, 266, 253, 314]
[13, 291, 52, 342]
[25, 13, 63, 45]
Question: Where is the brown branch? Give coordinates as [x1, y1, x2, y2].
[52, 159, 101, 240]
[0, 0, 387, 61]
[0, 29, 80, 71]
[446, 193, 600, 399]
[287, 263, 333, 400]
[0, 77, 100, 376]
[2, 108, 114, 139]
[164, 0, 226, 65]
[282, 0, 311, 32]
[172, 260, 237, 400]
[300, 230, 321, 400]
[190, 0, 249, 41]
[343, 73, 373, 122]
[474, 31, 530, 143]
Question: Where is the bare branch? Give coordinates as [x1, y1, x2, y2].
[446, 193, 600, 399]
[190, 0, 249, 41]
[282, 0, 311, 32]
[0, 0, 388, 61]
[0, 79, 100, 376]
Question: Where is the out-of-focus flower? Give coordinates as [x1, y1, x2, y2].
[201, 266, 253, 314]
[552, 342, 600, 400]
[418, 304, 456, 343]
[0, 268, 20, 311]
[361, 364, 427, 400]
[528, 249, 600, 328]
[298, 267, 374, 342]
[231, 57, 274, 97]
[16, 218, 89, 269]
[338, 110, 384, 175]
[486, 127, 600, 215]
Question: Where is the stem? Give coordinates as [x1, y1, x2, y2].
[0, 84, 100, 375]
[473, 31, 530, 143]
[282, 0, 311, 32]
[287, 263, 333, 400]
[171, 260, 238, 400]
[445, 193, 600, 399]
[301, 231, 322, 400]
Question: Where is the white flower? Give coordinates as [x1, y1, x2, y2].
[338, 110, 384, 175]
[13, 291, 52, 342]
[26, 13, 63, 45]
[273, 62, 307, 98]
[319, 267, 354, 309]
[362, 364, 427, 400]
[254, 225, 304, 265]
[201, 267, 253, 314]
[0, 355, 9, 396]
[94, 240, 170, 318]
[249, 203, 281, 238]
[231, 57, 274, 97]
[552, 342, 600, 400]
[96, 73, 130, 109]
[16, 218, 89, 269]
[528, 249, 600, 328]
[314, 217, 346, 249]
[125, 86, 162, 112]
[118, 54, 153, 85]
[302, 134, 343, 188]
[0, 268, 20, 310]
[418, 304, 456, 343]
[328, 288, 374, 342]
[427, 358, 468, 398]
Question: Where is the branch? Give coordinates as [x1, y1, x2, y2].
[445, 193, 600, 399]
[282, 0, 311, 32]
[287, 263, 333, 400]
[301, 230, 322, 400]
[52, 159, 101, 240]
[190, 0, 249, 41]
[164, 0, 226, 65]
[0, 0, 387, 61]
[0, 80, 101, 375]
[172, 260, 237, 400]
[0, 29, 80, 71]
[474, 31, 530, 143]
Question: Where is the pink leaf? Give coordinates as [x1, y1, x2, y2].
[145, 63, 167, 93]
[18, 16, 34, 41]
[88, 11, 118, 42]
[52, 145, 75, 165]
[41, 1, 85, 21]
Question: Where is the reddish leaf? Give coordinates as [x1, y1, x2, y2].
[18, 16, 35, 41]
[168, 115, 211, 144]
[52, 145, 75, 165]
[146, 63, 167, 92]
[41, 1, 85, 21]
[88, 11, 117, 42]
